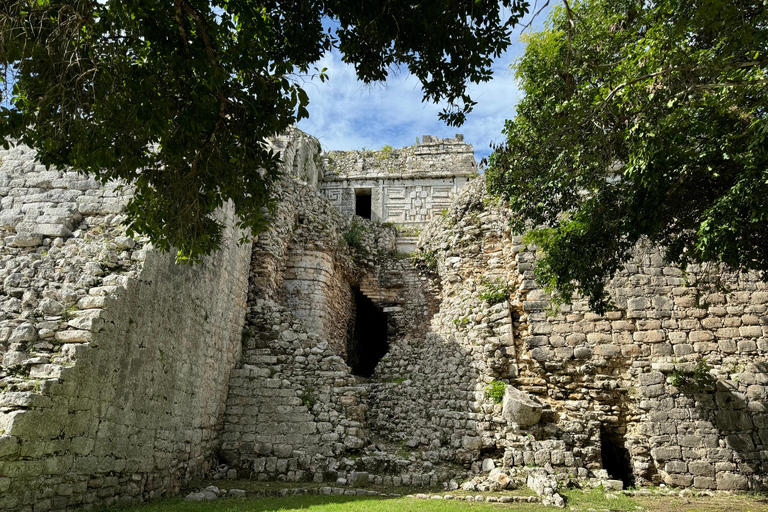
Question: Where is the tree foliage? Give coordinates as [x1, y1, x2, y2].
[0, 0, 529, 260]
[487, 0, 768, 313]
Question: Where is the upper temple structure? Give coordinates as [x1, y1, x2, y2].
[318, 134, 477, 252]
[0, 128, 767, 511]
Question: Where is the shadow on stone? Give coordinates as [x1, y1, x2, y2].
[347, 287, 389, 378]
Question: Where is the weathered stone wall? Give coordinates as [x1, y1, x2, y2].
[363, 183, 519, 481]
[220, 175, 385, 481]
[320, 136, 477, 253]
[415, 176, 768, 491]
[3, 125, 765, 508]
[0, 144, 252, 511]
[282, 251, 354, 357]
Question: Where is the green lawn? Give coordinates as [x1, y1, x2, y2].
[93, 488, 768, 512]
[103, 495, 543, 512]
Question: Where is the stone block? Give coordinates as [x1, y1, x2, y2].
[633, 330, 665, 343]
[0, 435, 20, 459]
[739, 326, 762, 337]
[650, 446, 681, 461]
[689, 330, 714, 342]
[461, 436, 481, 450]
[665, 460, 687, 473]
[737, 340, 757, 353]
[501, 386, 543, 428]
[715, 411, 753, 431]
[35, 223, 72, 237]
[9, 323, 37, 343]
[725, 434, 755, 452]
[594, 344, 620, 357]
[716, 472, 749, 490]
[573, 347, 592, 359]
[55, 330, 92, 343]
[638, 372, 664, 386]
[688, 461, 714, 477]
[348, 471, 369, 487]
[664, 474, 693, 487]
[8, 233, 43, 247]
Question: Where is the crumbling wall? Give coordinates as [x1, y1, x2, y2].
[320, 135, 477, 238]
[0, 144, 252, 511]
[414, 176, 768, 491]
[366, 182, 519, 475]
[282, 251, 354, 357]
[220, 174, 391, 481]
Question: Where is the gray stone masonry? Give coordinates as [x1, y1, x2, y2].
[0, 144, 251, 511]
[2, 126, 768, 512]
[320, 135, 477, 253]
[418, 177, 768, 491]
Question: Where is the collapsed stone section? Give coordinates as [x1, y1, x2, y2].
[417, 176, 768, 491]
[220, 173, 384, 480]
[0, 144, 252, 511]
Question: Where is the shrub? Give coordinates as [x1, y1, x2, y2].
[485, 380, 507, 404]
[479, 278, 510, 305]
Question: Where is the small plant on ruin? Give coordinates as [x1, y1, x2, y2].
[396, 225, 421, 237]
[378, 145, 394, 160]
[397, 441, 413, 459]
[479, 278, 510, 306]
[413, 249, 438, 273]
[342, 220, 370, 263]
[299, 386, 317, 410]
[453, 316, 469, 327]
[668, 358, 715, 389]
[60, 305, 78, 322]
[692, 358, 715, 387]
[485, 380, 506, 404]
[382, 376, 407, 384]
[668, 369, 686, 387]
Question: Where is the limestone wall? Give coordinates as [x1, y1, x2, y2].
[221, 176, 383, 481]
[0, 145, 252, 511]
[415, 176, 768, 491]
[320, 136, 477, 232]
[282, 250, 354, 357]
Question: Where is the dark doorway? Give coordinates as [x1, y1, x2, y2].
[600, 425, 635, 488]
[355, 189, 372, 219]
[347, 287, 388, 377]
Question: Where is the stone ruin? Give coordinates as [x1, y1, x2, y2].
[0, 127, 767, 511]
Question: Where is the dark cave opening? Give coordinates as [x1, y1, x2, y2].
[347, 287, 388, 377]
[600, 425, 635, 488]
[355, 189, 372, 219]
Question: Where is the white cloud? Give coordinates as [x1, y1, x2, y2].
[297, 8, 549, 161]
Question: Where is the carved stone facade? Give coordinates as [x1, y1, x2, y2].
[319, 135, 477, 252]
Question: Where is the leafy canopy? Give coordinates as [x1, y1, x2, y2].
[0, 0, 529, 260]
[487, 0, 768, 313]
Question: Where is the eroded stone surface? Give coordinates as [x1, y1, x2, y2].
[2, 129, 768, 512]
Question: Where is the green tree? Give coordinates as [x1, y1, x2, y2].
[0, 0, 529, 260]
[487, 0, 768, 313]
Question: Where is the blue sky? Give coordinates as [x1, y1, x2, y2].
[297, 6, 550, 161]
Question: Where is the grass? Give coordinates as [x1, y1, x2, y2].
[95, 495, 544, 512]
[85, 486, 768, 512]
[561, 487, 639, 511]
